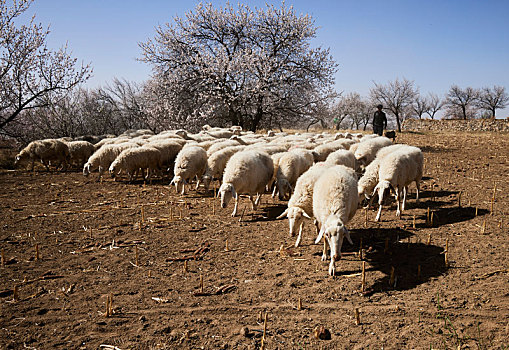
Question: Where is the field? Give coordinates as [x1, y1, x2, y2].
[0, 131, 508, 349]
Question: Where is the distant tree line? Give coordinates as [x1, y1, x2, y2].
[1, 1, 507, 143]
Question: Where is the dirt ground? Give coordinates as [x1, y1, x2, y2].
[0, 131, 508, 349]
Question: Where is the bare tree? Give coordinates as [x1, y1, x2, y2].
[424, 93, 444, 120]
[0, 0, 91, 137]
[412, 95, 428, 119]
[139, 2, 337, 132]
[370, 78, 418, 132]
[445, 85, 479, 120]
[476, 85, 508, 119]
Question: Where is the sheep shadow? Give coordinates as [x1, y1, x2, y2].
[364, 241, 447, 293]
[342, 227, 447, 293]
[415, 206, 490, 228]
[420, 145, 453, 153]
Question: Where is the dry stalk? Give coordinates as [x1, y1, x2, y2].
[261, 312, 268, 345]
[427, 233, 432, 245]
[359, 237, 363, 260]
[258, 310, 263, 323]
[225, 239, 229, 252]
[135, 246, 139, 266]
[444, 238, 449, 267]
[183, 260, 188, 273]
[490, 196, 494, 216]
[389, 266, 395, 287]
[297, 297, 302, 311]
[169, 207, 173, 221]
[475, 207, 478, 216]
[481, 219, 487, 234]
[458, 191, 462, 208]
[354, 308, 361, 325]
[412, 215, 416, 229]
[361, 261, 366, 292]
[426, 207, 431, 226]
[200, 274, 204, 293]
[364, 208, 368, 228]
[13, 285, 19, 302]
[430, 212, 435, 227]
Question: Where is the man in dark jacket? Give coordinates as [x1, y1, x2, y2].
[372, 104, 387, 136]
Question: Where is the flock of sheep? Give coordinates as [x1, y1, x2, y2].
[14, 125, 423, 275]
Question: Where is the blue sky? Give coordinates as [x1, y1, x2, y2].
[19, 0, 509, 116]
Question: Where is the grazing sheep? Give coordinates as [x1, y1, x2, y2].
[145, 140, 183, 170]
[277, 162, 331, 247]
[373, 147, 423, 221]
[218, 150, 273, 217]
[207, 140, 242, 156]
[170, 145, 208, 195]
[202, 145, 245, 190]
[354, 136, 393, 168]
[312, 140, 352, 162]
[325, 149, 356, 169]
[83, 143, 136, 180]
[66, 141, 96, 168]
[313, 165, 359, 276]
[109, 146, 162, 182]
[15, 139, 70, 171]
[358, 144, 422, 204]
[273, 151, 314, 200]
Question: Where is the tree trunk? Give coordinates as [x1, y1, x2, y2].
[395, 113, 402, 132]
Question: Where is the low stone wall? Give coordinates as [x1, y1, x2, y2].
[402, 119, 509, 132]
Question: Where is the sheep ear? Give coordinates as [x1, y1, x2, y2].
[302, 212, 312, 219]
[315, 226, 325, 244]
[344, 227, 353, 245]
[276, 208, 289, 219]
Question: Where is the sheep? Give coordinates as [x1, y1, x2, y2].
[358, 144, 422, 204]
[109, 146, 162, 182]
[145, 140, 183, 170]
[15, 139, 70, 172]
[206, 139, 242, 156]
[312, 165, 359, 276]
[312, 139, 352, 162]
[202, 145, 245, 190]
[267, 152, 286, 191]
[354, 136, 393, 168]
[325, 149, 356, 169]
[372, 147, 423, 221]
[277, 162, 331, 247]
[384, 130, 396, 142]
[83, 143, 136, 180]
[247, 144, 288, 155]
[218, 150, 273, 217]
[66, 141, 96, 168]
[273, 151, 314, 200]
[170, 145, 208, 195]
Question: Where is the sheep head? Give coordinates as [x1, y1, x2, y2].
[83, 162, 91, 176]
[285, 207, 311, 237]
[202, 174, 212, 190]
[170, 175, 186, 194]
[277, 178, 293, 201]
[218, 183, 237, 208]
[315, 215, 352, 276]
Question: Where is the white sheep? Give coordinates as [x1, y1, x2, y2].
[358, 144, 422, 204]
[273, 151, 314, 200]
[15, 139, 70, 171]
[354, 136, 393, 168]
[145, 140, 183, 170]
[109, 146, 162, 182]
[218, 150, 273, 217]
[277, 162, 331, 247]
[312, 139, 351, 162]
[325, 149, 356, 169]
[372, 147, 423, 221]
[206, 139, 242, 156]
[66, 141, 96, 168]
[313, 165, 359, 276]
[83, 143, 136, 180]
[202, 145, 245, 190]
[170, 145, 208, 194]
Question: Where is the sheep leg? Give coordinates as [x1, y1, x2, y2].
[249, 196, 256, 210]
[231, 197, 239, 217]
[395, 188, 402, 217]
[254, 193, 261, 207]
[271, 185, 278, 198]
[195, 176, 201, 190]
[294, 222, 303, 247]
[321, 238, 328, 261]
[375, 199, 383, 222]
[401, 186, 407, 211]
[415, 180, 420, 202]
[30, 159, 35, 172]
